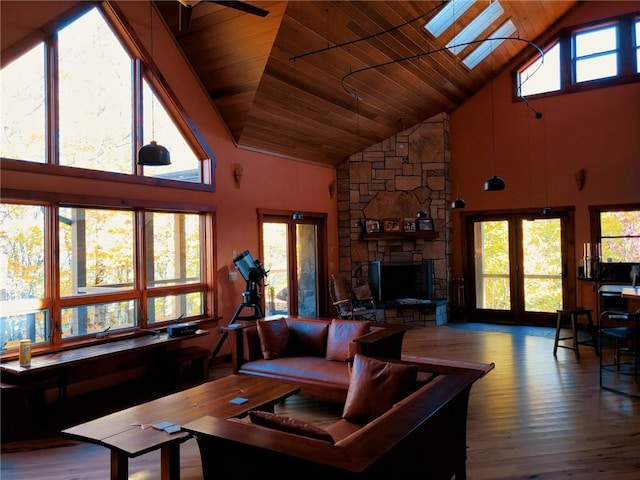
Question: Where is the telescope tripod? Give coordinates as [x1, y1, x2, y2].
[210, 280, 264, 361]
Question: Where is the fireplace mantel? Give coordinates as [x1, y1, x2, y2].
[362, 231, 439, 241]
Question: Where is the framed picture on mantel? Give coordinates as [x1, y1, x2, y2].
[383, 218, 402, 232]
[365, 219, 381, 233]
[417, 218, 433, 231]
[403, 218, 416, 232]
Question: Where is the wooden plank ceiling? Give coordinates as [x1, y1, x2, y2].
[156, 1, 578, 167]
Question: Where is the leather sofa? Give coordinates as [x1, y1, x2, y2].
[222, 316, 410, 403]
[183, 354, 494, 480]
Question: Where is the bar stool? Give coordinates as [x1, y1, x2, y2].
[553, 308, 598, 360]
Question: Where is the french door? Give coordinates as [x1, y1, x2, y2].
[464, 208, 575, 326]
[258, 210, 328, 318]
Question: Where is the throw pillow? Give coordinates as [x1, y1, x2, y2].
[248, 410, 335, 443]
[325, 319, 370, 362]
[256, 318, 290, 360]
[285, 319, 329, 356]
[342, 354, 418, 424]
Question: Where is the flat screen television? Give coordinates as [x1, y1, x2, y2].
[368, 260, 434, 303]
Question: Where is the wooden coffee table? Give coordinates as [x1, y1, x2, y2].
[62, 374, 299, 480]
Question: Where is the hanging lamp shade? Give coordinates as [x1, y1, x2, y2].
[484, 175, 506, 191]
[293, 211, 304, 220]
[542, 206, 553, 215]
[138, 141, 170, 166]
[451, 198, 466, 209]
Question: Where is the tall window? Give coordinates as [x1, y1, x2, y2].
[0, 204, 49, 348]
[1, 202, 208, 349]
[636, 20, 640, 72]
[0, 5, 215, 353]
[516, 13, 640, 98]
[0, 6, 208, 182]
[574, 24, 618, 83]
[0, 44, 46, 163]
[518, 42, 561, 97]
[595, 207, 640, 263]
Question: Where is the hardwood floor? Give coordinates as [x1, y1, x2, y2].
[2, 323, 639, 479]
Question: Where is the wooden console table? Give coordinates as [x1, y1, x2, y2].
[62, 374, 300, 480]
[0, 330, 210, 402]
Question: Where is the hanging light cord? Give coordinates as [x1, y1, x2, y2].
[490, 77, 497, 174]
[543, 113, 548, 205]
[149, 0, 156, 141]
[491, 9, 499, 176]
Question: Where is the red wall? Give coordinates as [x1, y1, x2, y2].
[449, 1, 640, 278]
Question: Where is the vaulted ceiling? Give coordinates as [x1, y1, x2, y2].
[157, 1, 578, 167]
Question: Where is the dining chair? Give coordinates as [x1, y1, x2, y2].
[598, 309, 640, 397]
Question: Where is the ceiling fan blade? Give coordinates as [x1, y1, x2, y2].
[209, 1, 269, 17]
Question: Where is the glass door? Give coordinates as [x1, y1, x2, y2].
[521, 217, 563, 313]
[262, 221, 290, 316]
[259, 211, 327, 318]
[295, 223, 319, 317]
[467, 209, 572, 325]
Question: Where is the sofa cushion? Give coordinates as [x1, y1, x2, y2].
[324, 419, 363, 442]
[285, 318, 329, 356]
[325, 319, 371, 362]
[342, 354, 418, 424]
[240, 356, 351, 389]
[248, 410, 335, 443]
[256, 318, 290, 359]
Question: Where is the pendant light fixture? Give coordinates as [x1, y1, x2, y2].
[451, 197, 466, 209]
[138, 1, 170, 166]
[484, 175, 505, 191]
[450, 4, 466, 210]
[484, 3, 504, 192]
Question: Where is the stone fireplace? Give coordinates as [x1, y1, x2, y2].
[335, 113, 451, 322]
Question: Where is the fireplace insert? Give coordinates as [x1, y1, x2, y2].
[368, 260, 434, 303]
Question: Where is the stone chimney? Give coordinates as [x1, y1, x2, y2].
[336, 113, 451, 322]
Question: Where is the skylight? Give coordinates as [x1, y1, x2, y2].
[424, 0, 475, 38]
[462, 19, 516, 69]
[446, 0, 504, 55]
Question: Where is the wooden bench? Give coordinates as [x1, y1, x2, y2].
[170, 345, 211, 386]
[1, 330, 210, 441]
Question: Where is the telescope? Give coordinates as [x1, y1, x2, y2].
[211, 250, 268, 360]
[233, 250, 268, 283]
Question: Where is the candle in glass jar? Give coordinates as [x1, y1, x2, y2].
[19, 339, 31, 367]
